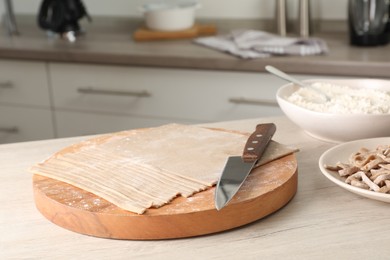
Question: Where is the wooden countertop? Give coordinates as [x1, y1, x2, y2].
[2, 116, 390, 259]
[1, 16, 390, 78]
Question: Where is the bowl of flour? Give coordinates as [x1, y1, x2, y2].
[276, 78, 390, 143]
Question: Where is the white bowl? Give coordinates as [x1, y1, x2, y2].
[140, 1, 201, 32]
[276, 78, 390, 143]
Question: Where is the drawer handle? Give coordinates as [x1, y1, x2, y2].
[0, 81, 14, 88]
[0, 127, 18, 133]
[229, 97, 278, 106]
[77, 87, 151, 97]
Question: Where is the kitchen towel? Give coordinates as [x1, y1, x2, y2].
[194, 29, 329, 59]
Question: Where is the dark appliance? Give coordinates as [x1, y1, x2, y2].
[348, 0, 390, 46]
[37, 0, 91, 42]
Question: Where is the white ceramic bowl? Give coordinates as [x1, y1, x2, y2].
[140, 1, 201, 32]
[276, 78, 390, 143]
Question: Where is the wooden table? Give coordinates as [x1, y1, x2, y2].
[1, 116, 389, 259]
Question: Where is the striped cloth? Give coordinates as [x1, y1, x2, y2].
[194, 29, 328, 59]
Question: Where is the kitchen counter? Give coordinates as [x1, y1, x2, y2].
[2, 116, 390, 259]
[1, 16, 390, 78]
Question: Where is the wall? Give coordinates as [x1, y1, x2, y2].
[1, 0, 347, 20]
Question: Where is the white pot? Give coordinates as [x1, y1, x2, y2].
[140, 1, 201, 32]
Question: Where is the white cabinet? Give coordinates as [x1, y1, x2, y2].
[49, 63, 283, 137]
[0, 105, 55, 143]
[55, 110, 190, 138]
[0, 60, 55, 144]
[2, 59, 356, 142]
[0, 60, 51, 107]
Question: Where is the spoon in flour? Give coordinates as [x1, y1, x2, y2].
[265, 65, 330, 103]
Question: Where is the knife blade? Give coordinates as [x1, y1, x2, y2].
[214, 123, 276, 210]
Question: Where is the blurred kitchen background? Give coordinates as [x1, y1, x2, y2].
[1, 0, 389, 145]
[0, 1, 346, 20]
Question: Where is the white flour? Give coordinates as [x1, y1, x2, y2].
[287, 82, 390, 114]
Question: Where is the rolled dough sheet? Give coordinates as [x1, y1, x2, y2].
[30, 124, 297, 214]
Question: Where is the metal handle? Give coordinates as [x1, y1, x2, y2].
[77, 87, 151, 97]
[276, 0, 287, 36]
[0, 81, 14, 88]
[0, 126, 18, 133]
[299, 0, 310, 37]
[229, 97, 278, 106]
[4, 0, 19, 35]
[265, 65, 307, 88]
[265, 65, 330, 102]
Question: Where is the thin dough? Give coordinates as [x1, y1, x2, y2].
[30, 124, 297, 214]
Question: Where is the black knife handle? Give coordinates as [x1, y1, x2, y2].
[242, 123, 276, 163]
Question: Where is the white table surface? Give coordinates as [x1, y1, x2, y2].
[1, 116, 389, 259]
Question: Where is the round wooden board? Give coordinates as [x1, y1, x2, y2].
[33, 153, 297, 240]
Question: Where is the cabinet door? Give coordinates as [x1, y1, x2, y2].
[50, 63, 283, 122]
[0, 60, 51, 107]
[55, 110, 195, 138]
[0, 105, 55, 144]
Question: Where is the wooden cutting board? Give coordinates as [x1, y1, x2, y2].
[33, 152, 297, 240]
[133, 24, 217, 41]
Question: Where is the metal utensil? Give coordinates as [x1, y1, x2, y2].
[215, 123, 276, 210]
[265, 65, 330, 102]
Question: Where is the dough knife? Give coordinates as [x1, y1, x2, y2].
[214, 123, 276, 210]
